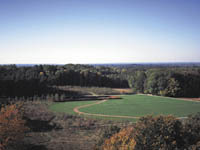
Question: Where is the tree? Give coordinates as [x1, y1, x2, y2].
[183, 113, 200, 147]
[103, 127, 136, 150]
[133, 115, 183, 150]
[145, 72, 159, 94]
[0, 103, 28, 150]
[133, 71, 146, 93]
[166, 78, 180, 97]
[102, 114, 200, 150]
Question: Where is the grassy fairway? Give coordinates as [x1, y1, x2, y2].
[80, 95, 200, 117]
[49, 95, 200, 121]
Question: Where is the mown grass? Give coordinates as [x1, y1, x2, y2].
[49, 95, 200, 121]
[49, 100, 97, 115]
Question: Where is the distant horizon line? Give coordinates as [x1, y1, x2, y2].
[0, 62, 200, 66]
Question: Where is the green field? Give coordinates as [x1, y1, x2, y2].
[49, 100, 96, 114]
[49, 95, 200, 121]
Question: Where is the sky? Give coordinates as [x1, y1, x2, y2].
[0, 0, 200, 64]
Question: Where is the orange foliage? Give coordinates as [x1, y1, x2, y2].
[103, 127, 136, 150]
[0, 103, 28, 150]
[109, 96, 121, 99]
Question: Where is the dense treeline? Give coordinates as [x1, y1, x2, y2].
[94, 64, 200, 98]
[0, 64, 128, 99]
[0, 64, 200, 100]
[118, 66, 200, 97]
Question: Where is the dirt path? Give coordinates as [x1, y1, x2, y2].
[73, 99, 189, 120]
[73, 99, 140, 119]
[137, 94, 200, 103]
[73, 94, 195, 120]
[73, 100, 107, 115]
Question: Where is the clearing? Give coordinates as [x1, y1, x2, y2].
[49, 95, 200, 121]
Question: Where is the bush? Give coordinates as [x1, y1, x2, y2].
[101, 114, 200, 149]
[101, 115, 185, 150]
[95, 125, 121, 149]
[0, 103, 28, 150]
[102, 127, 136, 150]
[182, 112, 200, 147]
[133, 115, 183, 150]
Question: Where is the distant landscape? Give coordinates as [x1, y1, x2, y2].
[1, 0, 200, 149]
[0, 63, 200, 150]
[2, 62, 200, 67]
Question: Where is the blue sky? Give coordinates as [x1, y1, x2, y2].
[0, 0, 199, 64]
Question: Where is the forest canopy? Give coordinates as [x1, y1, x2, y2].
[0, 64, 200, 101]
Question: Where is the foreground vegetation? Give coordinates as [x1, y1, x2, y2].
[100, 114, 200, 150]
[1, 101, 130, 150]
[1, 63, 200, 149]
[0, 103, 28, 150]
[1, 101, 200, 150]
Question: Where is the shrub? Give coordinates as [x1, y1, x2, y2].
[96, 125, 121, 149]
[101, 115, 184, 150]
[182, 112, 200, 147]
[101, 114, 200, 150]
[0, 103, 28, 150]
[133, 115, 183, 150]
[102, 127, 136, 150]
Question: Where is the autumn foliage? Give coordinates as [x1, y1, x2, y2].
[0, 103, 28, 150]
[103, 127, 136, 150]
[133, 115, 183, 150]
[102, 115, 182, 150]
[101, 114, 200, 150]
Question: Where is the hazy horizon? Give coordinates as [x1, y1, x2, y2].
[0, 0, 200, 64]
[1, 62, 200, 66]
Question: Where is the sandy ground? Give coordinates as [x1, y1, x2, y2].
[178, 97, 200, 102]
[113, 88, 134, 94]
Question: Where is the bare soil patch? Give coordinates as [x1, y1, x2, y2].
[113, 88, 134, 94]
[179, 97, 200, 102]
